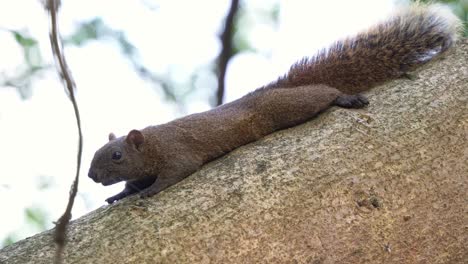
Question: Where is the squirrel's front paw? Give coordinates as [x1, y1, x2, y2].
[105, 195, 122, 204]
[334, 94, 369, 109]
[105, 189, 136, 204]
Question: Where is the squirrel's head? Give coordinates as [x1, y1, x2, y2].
[88, 129, 148, 185]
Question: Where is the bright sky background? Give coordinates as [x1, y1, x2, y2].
[0, 0, 398, 244]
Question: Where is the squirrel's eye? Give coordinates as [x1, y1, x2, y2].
[111, 151, 122, 160]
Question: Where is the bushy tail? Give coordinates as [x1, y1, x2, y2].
[268, 3, 462, 94]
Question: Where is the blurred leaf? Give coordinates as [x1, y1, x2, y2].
[67, 18, 107, 46]
[0, 207, 50, 247]
[270, 3, 280, 27]
[65, 18, 137, 56]
[24, 207, 48, 230]
[140, 0, 160, 10]
[36, 175, 55, 190]
[462, 0, 468, 9]
[1, 234, 17, 247]
[3, 17, 190, 102]
[11, 31, 37, 47]
[1, 64, 49, 99]
[9, 30, 43, 66]
[0, 29, 48, 98]
[116, 32, 136, 56]
[64, 18, 179, 101]
[25, 47, 43, 67]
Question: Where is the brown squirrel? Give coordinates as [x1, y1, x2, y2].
[88, 4, 461, 204]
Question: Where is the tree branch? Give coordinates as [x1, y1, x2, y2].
[215, 0, 240, 106]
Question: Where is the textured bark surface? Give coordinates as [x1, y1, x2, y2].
[1, 41, 467, 264]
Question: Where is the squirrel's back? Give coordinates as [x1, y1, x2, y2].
[267, 3, 461, 94]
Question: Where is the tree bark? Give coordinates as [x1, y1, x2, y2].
[1, 41, 467, 264]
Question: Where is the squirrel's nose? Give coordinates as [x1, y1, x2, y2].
[88, 170, 98, 182]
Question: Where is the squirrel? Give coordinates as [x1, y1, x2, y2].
[88, 3, 461, 204]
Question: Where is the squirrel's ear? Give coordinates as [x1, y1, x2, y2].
[125, 129, 145, 150]
[108, 132, 116, 141]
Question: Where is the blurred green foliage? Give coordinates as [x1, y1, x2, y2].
[65, 18, 183, 102]
[232, 2, 279, 55]
[36, 175, 55, 190]
[1, 235, 17, 248]
[1, 206, 50, 248]
[24, 207, 48, 230]
[0, 0, 284, 105]
[1, 30, 48, 98]
[1, 19, 182, 102]
[66, 19, 102, 46]
[416, 0, 468, 35]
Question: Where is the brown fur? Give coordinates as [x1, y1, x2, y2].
[88, 4, 460, 203]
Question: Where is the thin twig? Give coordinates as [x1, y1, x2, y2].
[45, 1, 83, 263]
[215, 0, 240, 106]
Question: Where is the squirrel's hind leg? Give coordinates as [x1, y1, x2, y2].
[334, 94, 369, 109]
